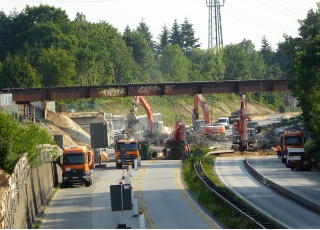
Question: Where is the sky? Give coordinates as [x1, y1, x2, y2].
[1, 0, 319, 50]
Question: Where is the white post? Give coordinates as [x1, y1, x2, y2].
[138, 156, 142, 166]
[139, 213, 146, 229]
[134, 159, 138, 170]
[132, 198, 139, 217]
[124, 175, 129, 184]
[128, 165, 132, 177]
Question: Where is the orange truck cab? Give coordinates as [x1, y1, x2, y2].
[115, 139, 141, 169]
[59, 146, 94, 188]
[280, 131, 305, 163]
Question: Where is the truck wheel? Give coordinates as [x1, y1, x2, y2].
[291, 167, 294, 170]
[85, 181, 90, 187]
[116, 162, 122, 169]
[62, 182, 69, 188]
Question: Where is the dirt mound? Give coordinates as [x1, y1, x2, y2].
[40, 110, 91, 149]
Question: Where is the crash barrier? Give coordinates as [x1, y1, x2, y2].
[0, 153, 61, 228]
[244, 158, 320, 214]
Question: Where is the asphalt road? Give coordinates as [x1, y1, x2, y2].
[215, 155, 320, 228]
[41, 160, 222, 229]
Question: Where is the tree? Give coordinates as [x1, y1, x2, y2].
[136, 19, 155, 53]
[189, 48, 225, 81]
[169, 19, 183, 48]
[37, 47, 76, 86]
[156, 25, 170, 56]
[289, 3, 320, 143]
[0, 54, 39, 88]
[180, 18, 200, 57]
[259, 35, 274, 66]
[159, 44, 190, 82]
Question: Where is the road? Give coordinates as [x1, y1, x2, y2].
[41, 160, 222, 229]
[215, 155, 320, 228]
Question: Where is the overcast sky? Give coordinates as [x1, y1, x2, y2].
[1, 0, 319, 50]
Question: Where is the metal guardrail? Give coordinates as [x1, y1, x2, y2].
[244, 158, 320, 214]
[194, 161, 281, 229]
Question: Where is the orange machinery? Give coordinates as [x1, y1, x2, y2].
[193, 94, 225, 135]
[59, 146, 94, 188]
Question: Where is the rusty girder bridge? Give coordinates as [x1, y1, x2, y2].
[3, 79, 290, 103]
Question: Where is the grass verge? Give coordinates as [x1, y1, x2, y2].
[182, 154, 258, 229]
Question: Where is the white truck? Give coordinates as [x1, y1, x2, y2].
[285, 147, 315, 170]
[285, 147, 305, 168]
[218, 117, 230, 129]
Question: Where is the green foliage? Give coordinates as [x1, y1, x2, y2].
[288, 4, 320, 144]
[182, 155, 257, 228]
[0, 110, 55, 173]
[38, 47, 76, 86]
[0, 4, 301, 111]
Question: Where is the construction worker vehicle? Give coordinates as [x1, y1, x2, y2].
[280, 131, 305, 163]
[285, 147, 315, 170]
[58, 146, 94, 188]
[115, 139, 141, 169]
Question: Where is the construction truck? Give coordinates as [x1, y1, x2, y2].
[280, 131, 305, 163]
[285, 148, 316, 170]
[58, 146, 94, 188]
[115, 139, 141, 169]
[165, 116, 188, 159]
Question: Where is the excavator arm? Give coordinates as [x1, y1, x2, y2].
[132, 96, 155, 131]
[194, 94, 210, 124]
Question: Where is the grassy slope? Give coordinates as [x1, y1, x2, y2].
[96, 94, 277, 127]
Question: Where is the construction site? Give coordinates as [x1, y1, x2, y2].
[36, 94, 302, 164]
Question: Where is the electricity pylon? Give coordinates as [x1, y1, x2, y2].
[206, 0, 224, 49]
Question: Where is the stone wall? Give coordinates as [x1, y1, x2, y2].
[0, 154, 61, 229]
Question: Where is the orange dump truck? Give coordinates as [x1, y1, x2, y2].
[115, 139, 141, 169]
[280, 131, 305, 163]
[59, 146, 94, 188]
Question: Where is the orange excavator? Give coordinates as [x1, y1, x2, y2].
[193, 94, 225, 135]
[127, 96, 171, 136]
[130, 96, 155, 132]
[232, 95, 257, 151]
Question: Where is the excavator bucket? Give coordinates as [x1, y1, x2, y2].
[127, 112, 139, 128]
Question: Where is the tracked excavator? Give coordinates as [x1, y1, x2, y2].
[232, 95, 258, 151]
[192, 94, 225, 135]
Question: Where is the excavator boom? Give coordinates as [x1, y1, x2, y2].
[193, 94, 210, 124]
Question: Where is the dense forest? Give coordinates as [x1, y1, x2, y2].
[0, 4, 293, 107]
[0, 3, 320, 152]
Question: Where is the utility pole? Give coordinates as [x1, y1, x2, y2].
[206, 0, 224, 49]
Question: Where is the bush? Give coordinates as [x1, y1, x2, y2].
[0, 110, 56, 173]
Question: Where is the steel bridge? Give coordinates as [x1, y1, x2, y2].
[3, 79, 290, 103]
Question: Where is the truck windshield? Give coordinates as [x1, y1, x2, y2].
[63, 154, 85, 165]
[284, 136, 303, 145]
[218, 119, 227, 123]
[117, 142, 139, 151]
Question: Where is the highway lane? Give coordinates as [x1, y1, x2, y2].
[215, 156, 320, 229]
[41, 160, 222, 229]
[138, 160, 219, 229]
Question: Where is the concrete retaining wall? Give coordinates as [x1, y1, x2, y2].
[0, 155, 61, 229]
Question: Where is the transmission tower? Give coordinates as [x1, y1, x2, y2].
[206, 0, 224, 49]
